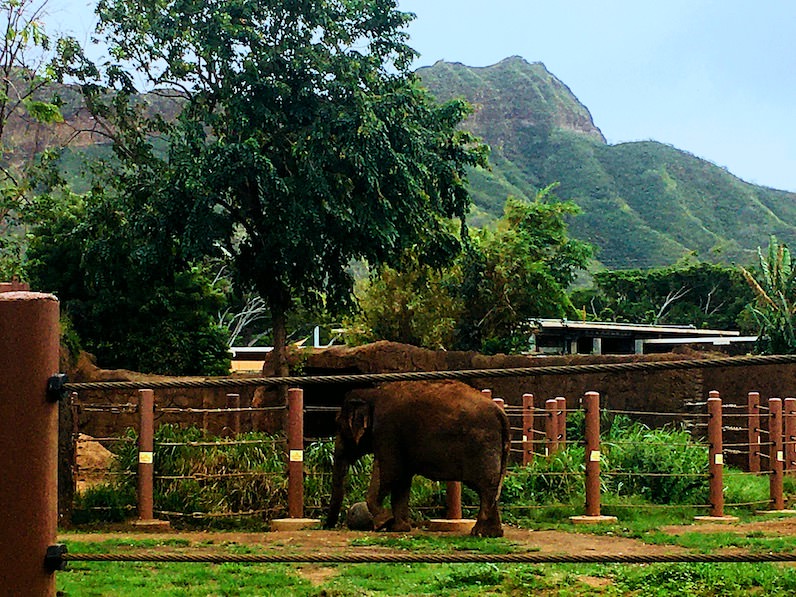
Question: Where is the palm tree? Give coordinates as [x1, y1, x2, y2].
[740, 236, 796, 354]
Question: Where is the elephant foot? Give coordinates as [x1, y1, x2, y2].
[470, 522, 503, 538]
[372, 512, 395, 531]
[387, 519, 412, 533]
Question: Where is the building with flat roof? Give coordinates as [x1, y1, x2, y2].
[530, 319, 756, 355]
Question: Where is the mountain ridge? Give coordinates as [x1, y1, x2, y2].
[417, 56, 796, 268]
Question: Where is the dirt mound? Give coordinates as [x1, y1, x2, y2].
[76, 434, 115, 493]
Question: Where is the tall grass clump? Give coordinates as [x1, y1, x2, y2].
[602, 415, 709, 505]
[74, 425, 289, 528]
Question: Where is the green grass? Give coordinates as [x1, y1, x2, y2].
[56, 535, 796, 596]
[642, 530, 796, 554]
[349, 534, 529, 555]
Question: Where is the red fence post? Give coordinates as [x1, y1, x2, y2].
[137, 389, 156, 522]
[583, 391, 601, 517]
[571, 391, 616, 524]
[556, 396, 567, 449]
[522, 393, 534, 465]
[707, 391, 726, 518]
[445, 482, 463, 520]
[748, 391, 761, 473]
[0, 291, 60, 596]
[545, 398, 559, 457]
[785, 397, 796, 475]
[272, 387, 319, 529]
[287, 387, 305, 518]
[695, 391, 737, 522]
[769, 398, 785, 511]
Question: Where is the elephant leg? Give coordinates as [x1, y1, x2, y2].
[366, 460, 394, 530]
[388, 477, 412, 533]
[469, 482, 503, 538]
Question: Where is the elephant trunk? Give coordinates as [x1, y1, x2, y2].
[325, 447, 350, 528]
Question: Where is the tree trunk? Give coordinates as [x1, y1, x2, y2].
[271, 300, 289, 416]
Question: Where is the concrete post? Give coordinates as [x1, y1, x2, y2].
[0, 291, 60, 596]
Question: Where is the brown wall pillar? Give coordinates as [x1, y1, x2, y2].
[0, 291, 60, 596]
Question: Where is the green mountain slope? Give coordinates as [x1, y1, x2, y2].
[417, 56, 796, 268]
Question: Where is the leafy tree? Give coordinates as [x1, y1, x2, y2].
[457, 185, 592, 352]
[0, 0, 68, 278]
[60, 0, 487, 378]
[347, 248, 464, 349]
[27, 186, 231, 375]
[572, 261, 754, 330]
[351, 185, 592, 353]
[740, 237, 796, 354]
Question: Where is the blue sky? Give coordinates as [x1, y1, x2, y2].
[48, 0, 796, 191]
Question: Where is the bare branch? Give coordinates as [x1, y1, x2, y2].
[653, 286, 690, 324]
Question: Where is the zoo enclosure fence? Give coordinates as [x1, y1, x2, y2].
[66, 375, 796, 526]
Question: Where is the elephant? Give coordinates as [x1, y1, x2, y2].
[325, 380, 510, 537]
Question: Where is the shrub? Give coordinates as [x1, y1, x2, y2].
[602, 415, 709, 505]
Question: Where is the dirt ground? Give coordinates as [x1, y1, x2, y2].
[60, 517, 796, 559]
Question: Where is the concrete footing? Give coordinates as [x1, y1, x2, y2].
[271, 518, 321, 531]
[132, 519, 172, 532]
[569, 515, 618, 525]
[694, 515, 739, 524]
[427, 518, 476, 533]
[754, 509, 796, 517]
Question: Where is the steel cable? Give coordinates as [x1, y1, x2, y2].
[58, 550, 796, 565]
[62, 354, 796, 391]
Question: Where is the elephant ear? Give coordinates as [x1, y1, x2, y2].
[343, 398, 371, 446]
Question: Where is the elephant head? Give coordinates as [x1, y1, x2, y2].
[325, 397, 373, 527]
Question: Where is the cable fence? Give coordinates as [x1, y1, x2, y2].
[67, 377, 796, 528]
